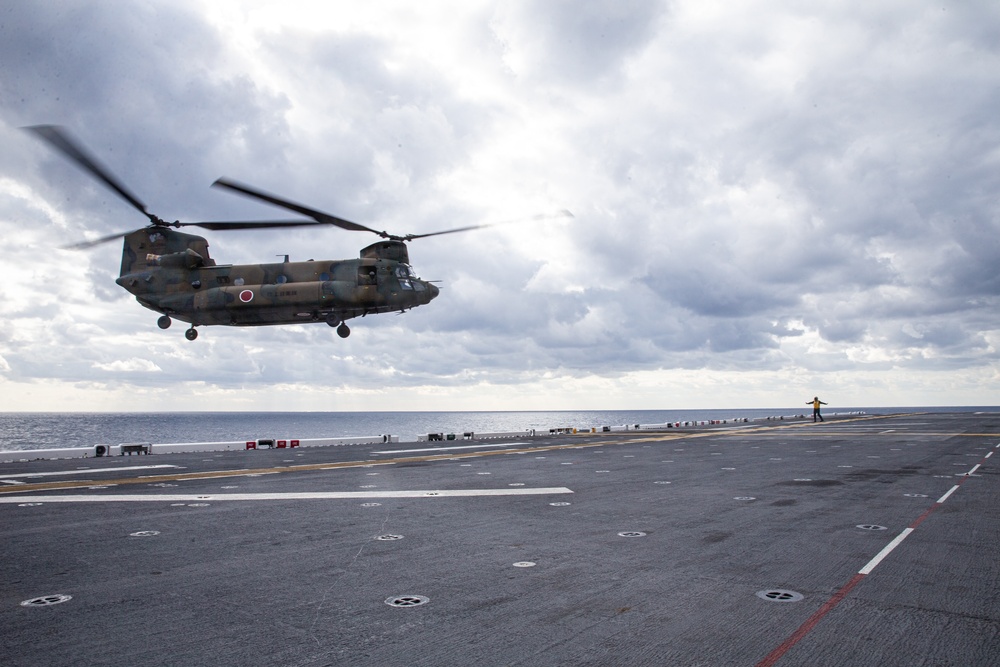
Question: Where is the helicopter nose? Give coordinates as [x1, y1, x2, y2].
[426, 282, 440, 301]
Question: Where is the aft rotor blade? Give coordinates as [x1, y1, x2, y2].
[25, 125, 154, 222]
[213, 178, 385, 236]
[62, 219, 322, 249]
[402, 209, 574, 241]
[61, 228, 145, 250]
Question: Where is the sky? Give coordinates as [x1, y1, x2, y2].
[0, 1, 998, 412]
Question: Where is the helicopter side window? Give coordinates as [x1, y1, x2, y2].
[357, 266, 377, 286]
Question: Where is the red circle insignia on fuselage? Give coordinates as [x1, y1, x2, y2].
[239, 290, 254, 303]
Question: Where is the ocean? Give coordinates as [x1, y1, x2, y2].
[0, 407, 993, 451]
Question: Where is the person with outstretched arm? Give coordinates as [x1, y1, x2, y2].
[808, 397, 827, 422]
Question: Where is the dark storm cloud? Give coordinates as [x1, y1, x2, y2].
[1, 2, 293, 227]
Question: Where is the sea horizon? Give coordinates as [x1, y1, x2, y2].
[1, 405, 996, 452]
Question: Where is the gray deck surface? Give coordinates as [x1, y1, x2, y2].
[1, 412, 998, 666]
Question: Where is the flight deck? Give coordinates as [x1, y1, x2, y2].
[1, 412, 998, 666]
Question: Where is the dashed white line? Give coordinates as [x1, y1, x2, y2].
[859, 528, 914, 575]
[937, 485, 960, 504]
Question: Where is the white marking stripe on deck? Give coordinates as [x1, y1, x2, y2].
[937, 485, 960, 504]
[859, 528, 914, 575]
[0, 464, 180, 479]
[0, 487, 574, 503]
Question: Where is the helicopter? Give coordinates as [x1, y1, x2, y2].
[27, 126, 568, 340]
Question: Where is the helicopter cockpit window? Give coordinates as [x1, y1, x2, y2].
[395, 265, 415, 290]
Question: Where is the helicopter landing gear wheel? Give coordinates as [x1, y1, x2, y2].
[337, 323, 351, 338]
[185, 327, 199, 341]
[157, 315, 172, 330]
[326, 315, 341, 328]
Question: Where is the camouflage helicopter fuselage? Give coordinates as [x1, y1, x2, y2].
[116, 228, 438, 338]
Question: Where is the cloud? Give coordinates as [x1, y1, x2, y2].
[1, 1, 998, 411]
[92, 358, 163, 373]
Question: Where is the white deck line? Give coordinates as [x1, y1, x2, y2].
[0, 487, 574, 503]
[0, 464, 180, 479]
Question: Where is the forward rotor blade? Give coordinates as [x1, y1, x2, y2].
[179, 219, 324, 231]
[213, 178, 385, 236]
[402, 209, 574, 241]
[25, 125, 153, 222]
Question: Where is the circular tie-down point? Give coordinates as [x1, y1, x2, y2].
[734, 497, 757, 501]
[385, 595, 429, 608]
[904, 493, 929, 498]
[129, 531, 160, 537]
[757, 589, 804, 603]
[375, 534, 404, 541]
[513, 561, 536, 568]
[618, 531, 647, 538]
[549, 502, 571, 506]
[21, 594, 72, 608]
[361, 502, 382, 507]
[856, 524, 888, 531]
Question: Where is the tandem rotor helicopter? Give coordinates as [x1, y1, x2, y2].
[27, 126, 570, 340]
